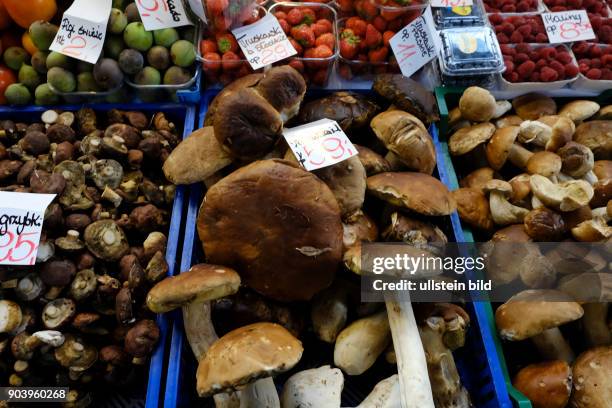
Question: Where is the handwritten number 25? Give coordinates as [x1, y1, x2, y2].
[0, 232, 38, 263]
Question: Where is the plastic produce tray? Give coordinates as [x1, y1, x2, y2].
[434, 86, 612, 408]
[0, 103, 194, 408]
[164, 89, 512, 407]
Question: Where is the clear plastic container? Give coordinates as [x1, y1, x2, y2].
[438, 26, 505, 76]
[47, 82, 128, 104]
[269, 2, 339, 87]
[433, 0, 487, 29]
[570, 42, 612, 92]
[204, 0, 261, 35]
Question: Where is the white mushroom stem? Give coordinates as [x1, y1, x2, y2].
[239, 378, 280, 408]
[384, 292, 435, 408]
[582, 303, 611, 347]
[355, 374, 400, 408]
[531, 328, 575, 363]
[518, 121, 552, 145]
[280, 366, 343, 408]
[489, 191, 529, 225]
[508, 144, 533, 169]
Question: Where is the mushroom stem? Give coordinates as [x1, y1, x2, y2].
[239, 378, 280, 408]
[582, 303, 611, 347]
[384, 292, 435, 408]
[508, 144, 533, 170]
[531, 327, 575, 363]
[356, 374, 400, 408]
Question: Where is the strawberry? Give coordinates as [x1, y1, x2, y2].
[274, 11, 287, 20]
[312, 69, 328, 86]
[301, 8, 317, 25]
[289, 38, 303, 55]
[312, 44, 333, 58]
[213, 14, 232, 32]
[316, 19, 333, 34]
[312, 22, 328, 37]
[336, 0, 354, 12]
[203, 52, 222, 72]
[316, 33, 335, 50]
[383, 31, 394, 47]
[207, 0, 229, 15]
[340, 35, 360, 59]
[368, 46, 388, 62]
[346, 17, 368, 37]
[216, 33, 238, 54]
[373, 16, 388, 32]
[365, 24, 383, 48]
[222, 51, 241, 71]
[279, 18, 290, 34]
[288, 58, 305, 73]
[291, 25, 316, 48]
[287, 8, 304, 25]
[200, 39, 218, 55]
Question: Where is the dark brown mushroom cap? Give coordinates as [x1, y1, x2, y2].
[513, 93, 557, 120]
[204, 73, 264, 126]
[524, 207, 565, 241]
[557, 142, 594, 177]
[196, 322, 303, 397]
[367, 172, 456, 216]
[99, 345, 129, 366]
[124, 319, 159, 358]
[198, 159, 342, 302]
[84, 220, 129, 261]
[459, 86, 497, 122]
[146, 264, 240, 313]
[592, 179, 612, 207]
[297, 92, 380, 133]
[526, 151, 562, 178]
[570, 346, 612, 408]
[451, 188, 494, 231]
[495, 289, 583, 341]
[312, 155, 366, 217]
[355, 144, 391, 176]
[255, 65, 306, 117]
[449, 123, 496, 156]
[513, 361, 571, 408]
[40, 259, 77, 286]
[574, 121, 612, 160]
[486, 126, 520, 170]
[54, 334, 98, 371]
[343, 210, 378, 249]
[213, 88, 283, 160]
[372, 74, 439, 125]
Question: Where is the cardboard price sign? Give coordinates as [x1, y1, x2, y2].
[389, 7, 439, 78]
[543, 10, 595, 43]
[232, 14, 297, 70]
[0, 192, 56, 266]
[430, 0, 473, 8]
[283, 119, 357, 171]
[49, 0, 112, 64]
[136, 0, 192, 31]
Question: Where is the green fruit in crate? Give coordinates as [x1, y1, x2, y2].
[18, 64, 42, 90]
[3, 47, 28, 71]
[147, 46, 170, 71]
[34, 83, 61, 105]
[47, 67, 77, 93]
[77, 72, 102, 92]
[46, 51, 74, 70]
[104, 35, 125, 60]
[31, 51, 49, 74]
[29, 21, 58, 51]
[163, 66, 190, 85]
[5, 83, 31, 105]
[109, 8, 128, 34]
[170, 40, 195, 68]
[77, 61, 94, 73]
[93, 58, 124, 90]
[118, 49, 144, 75]
[124, 22, 153, 52]
[153, 28, 179, 48]
[125, 3, 141, 23]
[135, 66, 161, 85]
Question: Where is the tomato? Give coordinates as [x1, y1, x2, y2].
[0, 2, 12, 30]
[2, 0, 57, 29]
[0, 64, 17, 104]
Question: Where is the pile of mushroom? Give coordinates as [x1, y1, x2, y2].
[448, 87, 612, 407]
[157, 72, 477, 407]
[0, 108, 182, 402]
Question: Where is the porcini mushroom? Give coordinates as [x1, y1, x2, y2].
[298, 91, 379, 133]
[512, 360, 572, 408]
[355, 145, 391, 176]
[458, 86, 497, 122]
[451, 188, 494, 231]
[311, 283, 349, 343]
[559, 100, 600, 123]
[570, 346, 612, 407]
[483, 179, 529, 225]
[530, 175, 594, 212]
[512, 93, 557, 120]
[459, 167, 497, 192]
[557, 142, 595, 181]
[485, 126, 533, 171]
[573, 121, 612, 160]
[356, 375, 400, 408]
[280, 365, 344, 408]
[0, 300, 22, 333]
[449, 123, 496, 157]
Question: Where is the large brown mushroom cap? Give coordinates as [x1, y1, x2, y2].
[486, 126, 520, 170]
[526, 151, 562, 178]
[297, 92, 379, 134]
[460, 167, 497, 192]
[313, 156, 366, 217]
[559, 100, 600, 122]
[198, 159, 342, 302]
[204, 73, 264, 126]
[451, 188, 494, 231]
[146, 264, 241, 313]
[495, 289, 583, 341]
[513, 93, 557, 120]
[372, 74, 439, 125]
[196, 322, 303, 397]
[512, 360, 571, 408]
[573, 121, 612, 160]
[570, 346, 612, 408]
[370, 110, 436, 174]
[449, 123, 496, 156]
[593, 160, 612, 179]
[366, 172, 456, 216]
[458, 86, 497, 122]
[355, 145, 391, 176]
[255, 66, 306, 120]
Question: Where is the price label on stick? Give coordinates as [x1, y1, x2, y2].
[136, 0, 192, 31]
[543, 10, 595, 43]
[0, 192, 56, 266]
[232, 14, 297, 70]
[49, 0, 112, 64]
[283, 119, 357, 171]
[430, 0, 473, 8]
[389, 7, 439, 78]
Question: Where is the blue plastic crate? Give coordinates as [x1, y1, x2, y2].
[0, 102, 195, 408]
[164, 89, 511, 407]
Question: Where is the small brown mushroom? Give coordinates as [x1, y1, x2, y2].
[459, 167, 497, 192]
[124, 319, 159, 363]
[42, 298, 76, 329]
[558, 100, 600, 122]
[84, 220, 129, 261]
[458, 86, 497, 122]
[512, 361, 571, 408]
[0, 300, 22, 333]
[452, 188, 494, 231]
[570, 346, 612, 407]
[513, 93, 557, 120]
[355, 145, 391, 176]
[40, 259, 76, 286]
[524, 207, 565, 241]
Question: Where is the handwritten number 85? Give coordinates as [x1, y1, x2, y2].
[559, 21, 591, 40]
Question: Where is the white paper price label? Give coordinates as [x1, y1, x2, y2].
[543, 10, 595, 43]
[136, 0, 192, 31]
[284, 119, 357, 171]
[49, 0, 112, 64]
[0, 192, 56, 266]
[430, 0, 473, 8]
[232, 14, 297, 70]
[389, 7, 439, 78]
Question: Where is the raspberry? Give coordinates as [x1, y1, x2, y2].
[500, 44, 516, 55]
[536, 59, 547, 69]
[578, 58, 592, 66]
[586, 68, 602, 79]
[515, 43, 530, 53]
[591, 59, 602, 68]
[518, 24, 532, 36]
[591, 15, 603, 29]
[508, 71, 520, 82]
[517, 1, 530, 11]
[504, 60, 515, 72]
[573, 41, 590, 54]
[510, 31, 524, 42]
[555, 45, 566, 53]
[602, 68, 612, 79]
[512, 17, 527, 26]
[602, 54, 612, 66]
[567, 0, 582, 7]
[579, 63, 590, 74]
[529, 72, 540, 81]
[590, 46, 603, 57]
[517, 60, 536, 77]
[540, 47, 557, 60]
[564, 64, 579, 77]
[557, 52, 573, 63]
[551, 5, 567, 10]
[529, 51, 539, 60]
[535, 33, 549, 42]
[497, 33, 510, 43]
[550, 60, 566, 77]
[502, 4, 517, 11]
[489, 13, 503, 24]
[515, 52, 530, 63]
[501, 22, 515, 35]
[541, 67, 559, 81]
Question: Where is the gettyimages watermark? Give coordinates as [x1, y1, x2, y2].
[360, 242, 611, 302]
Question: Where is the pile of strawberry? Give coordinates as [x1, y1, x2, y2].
[483, 0, 539, 13]
[201, 34, 258, 85]
[590, 16, 612, 43]
[489, 14, 549, 44]
[339, 17, 395, 62]
[572, 41, 612, 79]
[205, 0, 261, 33]
[274, 6, 336, 85]
[543, 0, 609, 17]
[501, 43, 580, 82]
[336, 0, 422, 22]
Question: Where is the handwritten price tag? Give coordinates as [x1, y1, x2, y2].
[49, 0, 111, 64]
[232, 14, 297, 70]
[284, 119, 357, 171]
[0, 192, 55, 266]
[136, 0, 192, 31]
[543, 10, 595, 43]
[430, 0, 473, 8]
[389, 7, 439, 78]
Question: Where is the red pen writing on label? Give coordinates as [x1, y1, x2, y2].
[559, 21, 592, 40]
[0, 231, 38, 265]
[61, 35, 87, 57]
